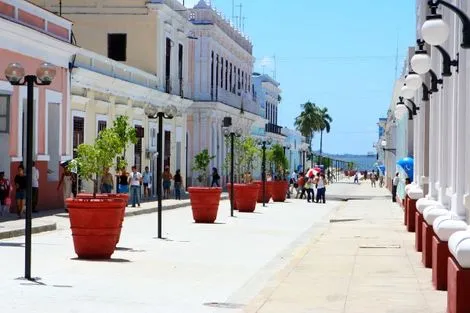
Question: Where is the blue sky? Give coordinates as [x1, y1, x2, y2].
[182, 0, 416, 155]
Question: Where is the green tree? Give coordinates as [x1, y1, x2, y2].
[69, 116, 137, 197]
[224, 136, 261, 183]
[268, 143, 289, 179]
[318, 107, 333, 162]
[294, 101, 323, 149]
[192, 149, 215, 186]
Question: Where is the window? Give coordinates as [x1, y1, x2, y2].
[0, 96, 9, 133]
[108, 34, 127, 61]
[150, 127, 156, 148]
[134, 126, 144, 172]
[73, 116, 85, 158]
[97, 120, 107, 136]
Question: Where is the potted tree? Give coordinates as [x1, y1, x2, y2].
[67, 116, 136, 259]
[226, 137, 260, 212]
[188, 149, 221, 223]
[269, 143, 289, 202]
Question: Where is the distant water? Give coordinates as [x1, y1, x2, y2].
[325, 154, 378, 171]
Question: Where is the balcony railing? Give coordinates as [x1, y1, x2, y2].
[75, 50, 161, 91]
[265, 123, 283, 135]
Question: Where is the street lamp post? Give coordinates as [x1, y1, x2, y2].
[257, 137, 272, 207]
[223, 117, 242, 217]
[144, 104, 177, 239]
[4, 62, 56, 281]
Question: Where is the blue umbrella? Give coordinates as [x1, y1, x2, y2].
[397, 157, 414, 182]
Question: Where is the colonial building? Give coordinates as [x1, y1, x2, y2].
[251, 72, 284, 143]
[32, 0, 193, 188]
[185, 0, 265, 184]
[0, 0, 77, 209]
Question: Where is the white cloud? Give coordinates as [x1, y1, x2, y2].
[257, 56, 274, 69]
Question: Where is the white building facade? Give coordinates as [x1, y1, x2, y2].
[186, 0, 265, 184]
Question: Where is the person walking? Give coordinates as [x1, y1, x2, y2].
[392, 172, 399, 202]
[57, 167, 75, 212]
[173, 169, 183, 200]
[316, 173, 326, 203]
[142, 166, 152, 199]
[129, 166, 142, 207]
[211, 167, 220, 187]
[379, 173, 384, 188]
[296, 173, 305, 199]
[117, 168, 129, 194]
[304, 175, 314, 203]
[162, 166, 173, 199]
[370, 171, 377, 188]
[353, 172, 359, 184]
[100, 167, 114, 193]
[32, 161, 39, 213]
[14, 165, 26, 218]
[0, 171, 11, 216]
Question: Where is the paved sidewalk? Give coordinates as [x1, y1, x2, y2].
[243, 183, 447, 313]
[0, 193, 228, 239]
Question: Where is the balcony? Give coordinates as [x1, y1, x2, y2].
[265, 123, 284, 135]
[216, 87, 258, 115]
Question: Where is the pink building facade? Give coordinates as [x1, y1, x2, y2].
[0, 0, 76, 210]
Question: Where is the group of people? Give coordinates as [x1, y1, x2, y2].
[0, 163, 40, 218]
[353, 170, 384, 187]
[289, 170, 327, 203]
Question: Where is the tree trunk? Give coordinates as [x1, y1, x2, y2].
[319, 130, 323, 165]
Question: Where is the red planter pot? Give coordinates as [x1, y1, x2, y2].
[253, 181, 272, 203]
[188, 187, 222, 223]
[233, 184, 260, 213]
[66, 197, 125, 259]
[226, 183, 237, 210]
[77, 193, 128, 245]
[271, 180, 289, 202]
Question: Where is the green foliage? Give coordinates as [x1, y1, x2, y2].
[295, 102, 333, 152]
[113, 115, 138, 170]
[192, 149, 215, 186]
[268, 143, 289, 178]
[224, 136, 261, 183]
[347, 162, 354, 170]
[69, 116, 136, 196]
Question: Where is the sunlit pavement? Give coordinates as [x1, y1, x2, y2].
[0, 181, 441, 313]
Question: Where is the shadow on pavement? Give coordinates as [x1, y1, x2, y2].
[70, 257, 131, 263]
[0, 242, 24, 247]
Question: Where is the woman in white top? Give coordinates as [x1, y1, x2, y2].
[315, 173, 326, 203]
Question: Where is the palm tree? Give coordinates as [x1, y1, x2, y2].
[294, 101, 323, 148]
[318, 107, 332, 163]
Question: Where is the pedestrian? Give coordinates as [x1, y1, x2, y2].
[57, 167, 75, 212]
[100, 167, 114, 193]
[211, 167, 220, 187]
[0, 171, 11, 216]
[129, 165, 142, 207]
[142, 166, 152, 199]
[117, 167, 129, 194]
[162, 166, 173, 199]
[379, 174, 384, 188]
[32, 161, 39, 213]
[370, 171, 377, 188]
[392, 172, 399, 202]
[296, 173, 305, 199]
[304, 175, 314, 203]
[14, 164, 26, 218]
[243, 171, 253, 184]
[353, 172, 359, 184]
[316, 173, 326, 203]
[173, 169, 183, 200]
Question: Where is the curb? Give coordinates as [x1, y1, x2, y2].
[0, 222, 57, 240]
[54, 195, 230, 218]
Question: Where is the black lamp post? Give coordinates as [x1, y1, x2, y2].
[4, 62, 56, 281]
[223, 117, 242, 216]
[257, 137, 272, 207]
[144, 104, 177, 239]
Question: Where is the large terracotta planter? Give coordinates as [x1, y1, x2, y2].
[271, 180, 289, 202]
[77, 193, 128, 245]
[66, 197, 125, 259]
[233, 184, 260, 213]
[253, 181, 272, 203]
[226, 183, 237, 210]
[188, 187, 222, 223]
